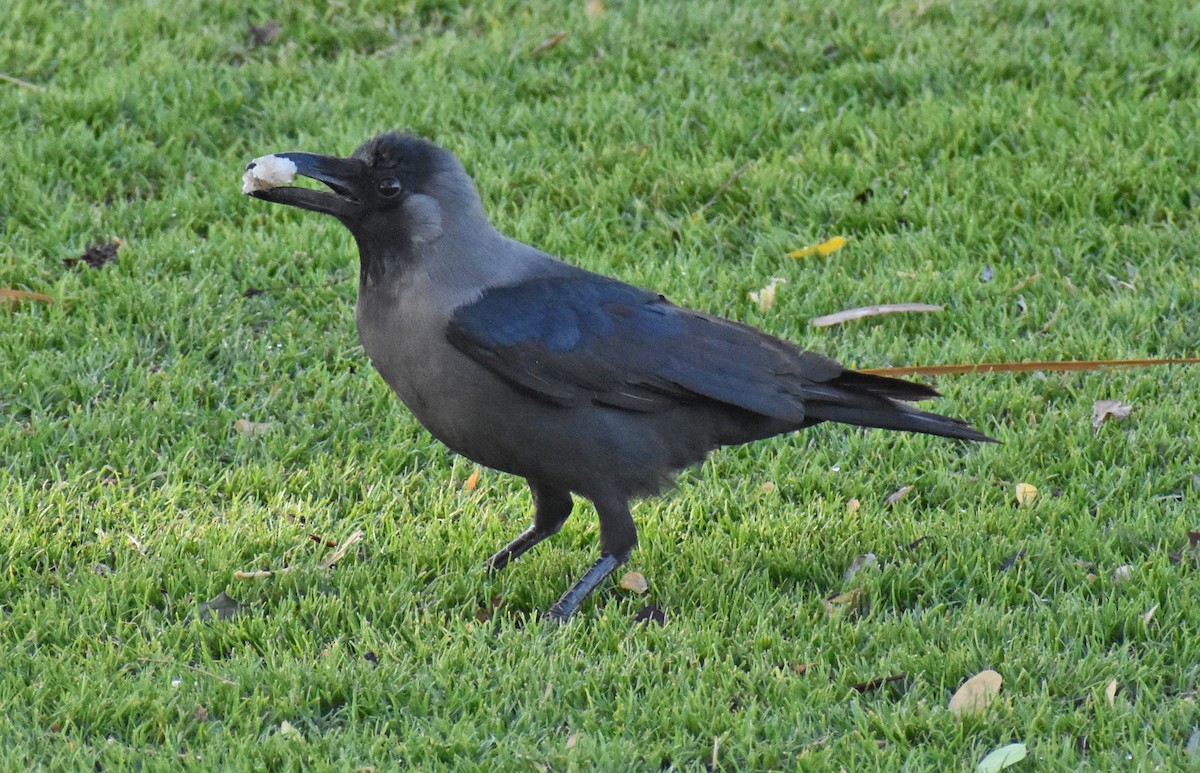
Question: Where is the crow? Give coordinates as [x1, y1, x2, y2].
[246, 132, 993, 620]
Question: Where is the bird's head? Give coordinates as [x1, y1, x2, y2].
[245, 132, 487, 254]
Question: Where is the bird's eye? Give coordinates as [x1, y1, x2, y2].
[377, 177, 402, 197]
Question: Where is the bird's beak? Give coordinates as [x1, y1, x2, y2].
[247, 152, 368, 219]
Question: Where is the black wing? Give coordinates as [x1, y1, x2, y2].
[448, 275, 889, 421]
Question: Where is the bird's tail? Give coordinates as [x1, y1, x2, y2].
[802, 370, 996, 443]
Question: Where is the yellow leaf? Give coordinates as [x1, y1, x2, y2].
[949, 669, 1002, 717]
[463, 467, 481, 491]
[788, 236, 848, 259]
[846, 498, 861, 513]
[1104, 678, 1118, 707]
[1014, 482, 1037, 507]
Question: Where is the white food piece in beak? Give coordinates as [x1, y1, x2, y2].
[242, 155, 298, 195]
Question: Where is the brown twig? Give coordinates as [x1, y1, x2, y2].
[0, 73, 46, 91]
[859, 357, 1200, 378]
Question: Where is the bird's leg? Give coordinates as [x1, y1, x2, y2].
[484, 482, 572, 572]
[545, 496, 637, 621]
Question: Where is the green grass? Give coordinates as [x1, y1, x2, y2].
[3, 0, 1199, 768]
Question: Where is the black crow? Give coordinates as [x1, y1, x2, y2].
[246, 133, 993, 620]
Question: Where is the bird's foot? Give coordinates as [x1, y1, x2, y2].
[544, 553, 624, 622]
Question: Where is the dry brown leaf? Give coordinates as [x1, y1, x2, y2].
[1, 288, 54, 303]
[463, 467, 482, 491]
[949, 669, 1002, 717]
[1092, 400, 1133, 429]
[475, 594, 503, 623]
[1014, 482, 1037, 507]
[619, 571, 649, 595]
[810, 303, 942, 328]
[885, 485, 915, 506]
[530, 31, 568, 56]
[747, 277, 784, 312]
[1105, 678, 1118, 707]
[759, 481, 776, 494]
[233, 418, 274, 436]
[584, 0, 606, 18]
[846, 498, 861, 513]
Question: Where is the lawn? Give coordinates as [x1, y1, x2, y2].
[3, 0, 1199, 769]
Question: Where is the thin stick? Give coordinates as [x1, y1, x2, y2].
[859, 357, 1200, 377]
[0, 73, 47, 91]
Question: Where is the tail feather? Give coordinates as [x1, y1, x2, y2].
[802, 370, 996, 443]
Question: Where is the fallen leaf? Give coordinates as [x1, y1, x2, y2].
[584, 0, 606, 18]
[475, 594, 503, 623]
[192, 705, 209, 722]
[747, 277, 785, 312]
[977, 743, 1027, 772]
[463, 467, 482, 491]
[530, 31, 568, 56]
[788, 236, 848, 259]
[810, 303, 942, 328]
[279, 720, 303, 740]
[619, 571, 649, 595]
[1104, 678, 1118, 707]
[949, 669, 1002, 717]
[233, 418, 274, 436]
[759, 481, 776, 494]
[1, 288, 54, 303]
[1014, 483, 1037, 507]
[843, 553, 878, 584]
[885, 485, 914, 506]
[64, 241, 120, 269]
[1141, 603, 1158, 624]
[566, 732, 578, 749]
[1092, 400, 1133, 429]
[846, 498, 861, 513]
[197, 591, 245, 621]
[851, 673, 906, 693]
[1112, 564, 1132, 583]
